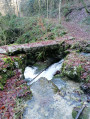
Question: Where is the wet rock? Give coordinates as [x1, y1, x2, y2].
[87, 96, 90, 103]
[80, 83, 90, 94]
[23, 78, 73, 119]
[54, 70, 60, 76]
[0, 83, 4, 90]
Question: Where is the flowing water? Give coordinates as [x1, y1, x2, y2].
[23, 59, 89, 119]
[24, 59, 64, 85]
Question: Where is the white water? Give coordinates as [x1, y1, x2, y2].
[24, 59, 64, 85]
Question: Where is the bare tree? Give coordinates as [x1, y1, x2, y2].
[38, 0, 41, 16]
[15, 0, 20, 17]
[59, 0, 61, 23]
[5, 0, 12, 14]
[47, 0, 49, 18]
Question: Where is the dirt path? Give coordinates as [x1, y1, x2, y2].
[61, 18, 90, 42]
[50, 17, 90, 42]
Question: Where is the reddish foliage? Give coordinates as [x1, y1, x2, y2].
[0, 69, 30, 119]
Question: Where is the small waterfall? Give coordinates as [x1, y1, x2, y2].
[24, 59, 64, 85]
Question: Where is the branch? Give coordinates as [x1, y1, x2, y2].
[75, 102, 87, 119]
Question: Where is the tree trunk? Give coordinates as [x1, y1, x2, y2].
[59, 0, 61, 23]
[16, 0, 20, 17]
[47, 0, 49, 18]
[38, 0, 41, 16]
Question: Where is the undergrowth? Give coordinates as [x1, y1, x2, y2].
[0, 14, 67, 46]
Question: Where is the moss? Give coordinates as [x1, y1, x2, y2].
[0, 83, 4, 90]
[2, 57, 14, 68]
[13, 54, 26, 73]
[61, 53, 86, 82]
[71, 41, 89, 53]
[14, 57, 23, 68]
[0, 54, 26, 90]
[72, 109, 78, 119]
[72, 106, 90, 119]
[0, 74, 7, 84]
[14, 84, 32, 119]
[0, 70, 15, 89]
[62, 64, 83, 82]
[25, 43, 69, 64]
[86, 76, 90, 82]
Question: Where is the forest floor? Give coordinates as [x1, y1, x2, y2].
[50, 17, 90, 42]
[62, 21, 90, 41]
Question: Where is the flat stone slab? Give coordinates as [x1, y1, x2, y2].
[0, 40, 61, 54]
[0, 36, 74, 54]
[23, 78, 73, 119]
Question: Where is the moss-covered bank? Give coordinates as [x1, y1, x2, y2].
[61, 52, 90, 83]
[0, 54, 26, 90]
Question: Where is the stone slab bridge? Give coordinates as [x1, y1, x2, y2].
[0, 35, 88, 55]
[0, 36, 73, 54]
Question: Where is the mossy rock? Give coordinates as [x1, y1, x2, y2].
[62, 63, 83, 82]
[0, 83, 4, 90]
[71, 41, 89, 53]
[2, 57, 14, 68]
[0, 54, 26, 90]
[61, 52, 90, 82]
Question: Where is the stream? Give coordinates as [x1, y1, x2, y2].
[23, 59, 90, 119]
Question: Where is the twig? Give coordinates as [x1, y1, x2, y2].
[28, 66, 48, 84]
[75, 102, 87, 119]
